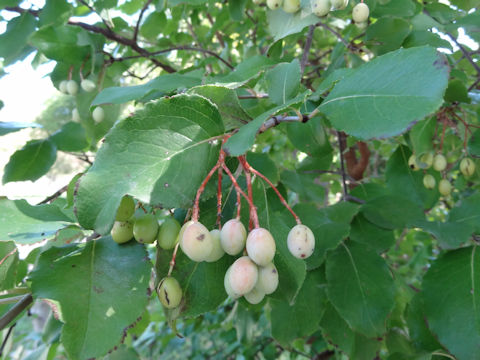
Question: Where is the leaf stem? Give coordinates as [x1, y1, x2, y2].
[0, 294, 33, 331]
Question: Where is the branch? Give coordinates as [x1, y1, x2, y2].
[37, 185, 68, 205]
[259, 110, 318, 133]
[316, 21, 350, 48]
[337, 131, 349, 201]
[0, 294, 33, 331]
[301, 25, 315, 75]
[0, 323, 15, 357]
[446, 32, 480, 74]
[77, 0, 113, 31]
[133, 0, 153, 42]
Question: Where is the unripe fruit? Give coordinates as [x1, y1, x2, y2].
[180, 221, 213, 262]
[228, 256, 258, 295]
[59, 80, 69, 94]
[313, 0, 331, 16]
[283, 0, 300, 13]
[352, 2, 369, 23]
[253, 0, 263, 3]
[433, 154, 447, 172]
[220, 219, 247, 255]
[287, 224, 315, 259]
[267, 0, 283, 10]
[157, 277, 182, 309]
[408, 155, 420, 171]
[355, 21, 368, 30]
[72, 108, 80, 122]
[205, 229, 225, 262]
[418, 152, 434, 169]
[111, 220, 134, 244]
[133, 214, 159, 244]
[246, 228, 276, 266]
[460, 157, 475, 177]
[438, 179, 452, 196]
[256, 262, 279, 294]
[66, 80, 78, 95]
[157, 217, 181, 250]
[332, 0, 347, 9]
[115, 195, 135, 221]
[224, 267, 241, 299]
[244, 286, 265, 304]
[423, 174, 436, 190]
[81, 79, 96, 92]
[92, 107, 105, 123]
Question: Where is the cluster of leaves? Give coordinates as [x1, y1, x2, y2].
[0, 0, 479, 359]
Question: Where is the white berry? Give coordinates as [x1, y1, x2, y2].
[180, 221, 213, 262]
[256, 262, 279, 294]
[246, 228, 276, 266]
[81, 79, 96, 92]
[287, 224, 315, 259]
[66, 80, 79, 95]
[92, 107, 105, 123]
[244, 286, 265, 304]
[220, 219, 247, 255]
[352, 2, 369, 23]
[312, 0, 331, 16]
[228, 256, 258, 295]
[205, 229, 225, 262]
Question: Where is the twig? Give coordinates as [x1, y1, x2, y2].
[216, 167, 223, 229]
[77, 0, 112, 31]
[0, 295, 27, 306]
[0, 248, 17, 267]
[446, 32, 480, 74]
[301, 26, 315, 75]
[337, 131, 349, 200]
[316, 21, 350, 48]
[0, 323, 16, 357]
[0, 294, 33, 331]
[133, 0, 153, 42]
[37, 185, 69, 205]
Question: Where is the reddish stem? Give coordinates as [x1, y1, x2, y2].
[236, 188, 241, 219]
[221, 163, 260, 228]
[239, 156, 301, 225]
[192, 162, 221, 222]
[167, 242, 180, 276]
[244, 164, 255, 231]
[216, 167, 223, 229]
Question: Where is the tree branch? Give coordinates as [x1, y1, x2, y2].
[133, 0, 153, 42]
[37, 185, 69, 205]
[337, 131, 349, 200]
[446, 32, 480, 74]
[301, 25, 315, 75]
[0, 294, 33, 331]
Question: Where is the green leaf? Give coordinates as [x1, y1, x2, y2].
[319, 46, 449, 140]
[321, 302, 381, 360]
[311, 68, 354, 100]
[38, 0, 72, 27]
[287, 116, 333, 157]
[139, 12, 166, 40]
[409, 118, 436, 157]
[0, 121, 42, 136]
[444, 79, 471, 103]
[280, 170, 325, 203]
[104, 345, 140, 360]
[270, 267, 327, 346]
[75, 94, 224, 234]
[50, 122, 90, 152]
[326, 241, 395, 337]
[372, 0, 416, 17]
[30, 237, 151, 360]
[468, 130, 480, 157]
[224, 91, 310, 156]
[212, 55, 276, 88]
[267, 10, 318, 41]
[350, 213, 395, 253]
[448, 193, 480, 233]
[0, 199, 73, 244]
[0, 13, 36, 65]
[422, 246, 480, 360]
[188, 85, 252, 131]
[365, 18, 412, 55]
[0, 241, 18, 290]
[265, 59, 301, 105]
[403, 31, 453, 51]
[93, 72, 203, 105]
[2, 139, 57, 184]
[246, 152, 279, 184]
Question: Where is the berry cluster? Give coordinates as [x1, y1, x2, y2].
[408, 152, 476, 196]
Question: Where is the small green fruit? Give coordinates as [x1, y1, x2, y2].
[418, 152, 434, 169]
[157, 217, 181, 250]
[66, 80, 78, 95]
[438, 179, 452, 196]
[111, 220, 134, 244]
[313, 0, 331, 16]
[352, 2, 369, 22]
[72, 108, 80, 122]
[228, 256, 258, 295]
[220, 218, 247, 255]
[408, 155, 420, 171]
[423, 174, 436, 189]
[133, 214, 159, 244]
[332, 0, 347, 9]
[266, 0, 283, 10]
[355, 21, 368, 30]
[283, 0, 300, 13]
[246, 228, 276, 266]
[205, 229, 225, 262]
[59, 80, 69, 94]
[287, 224, 315, 259]
[256, 262, 279, 295]
[460, 157, 475, 177]
[157, 277, 182, 309]
[180, 221, 213, 262]
[92, 107, 105, 122]
[115, 195, 135, 221]
[433, 154, 447, 172]
[244, 286, 265, 305]
[81, 79, 96, 92]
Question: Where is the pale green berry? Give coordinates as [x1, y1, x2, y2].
[180, 221, 213, 262]
[433, 154, 447, 172]
[157, 277, 182, 309]
[352, 2, 369, 23]
[423, 174, 436, 189]
[72, 108, 80, 122]
[66, 80, 78, 95]
[59, 80, 69, 94]
[287, 224, 315, 259]
[460, 157, 475, 177]
[313, 0, 331, 16]
[228, 256, 258, 295]
[115, 195, 135, 221]
[157, 217, 181, 250]
[220, 219, 247, 255]
[205, 229, 225, 262]
[418, 152, 434, 169]
[438, 179, 452, 196]
[224, 266, 241, 299]
[283, 0, 300, 13]
[408, 155, 420, 171]
[332, 0, 347, 9]
[81, 79, 96, 92]
[256, 262, 279, 295]
[253, 0, 263, 3]
[355, 21, 368, 30]
[111, 220, 134, 244]
[92, 107, 105, 123]
[133, 214, 159, 244]
[244, 286, 265, 304]
[246, 228, 276, 266]
[267, 0, 283, 10]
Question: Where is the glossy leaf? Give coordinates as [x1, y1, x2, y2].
[267, 10, 318, 41]
[0, 241, 18, 290]
[0, 121, 42, 136]
[265, 59, 301, 105]
[50, 122, 90, 152]
[0, 12, 36, 65]
[286, 116, 333, 158]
